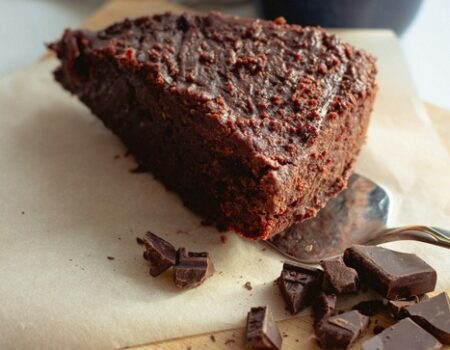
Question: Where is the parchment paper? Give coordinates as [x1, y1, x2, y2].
[0, 30, 449, 350]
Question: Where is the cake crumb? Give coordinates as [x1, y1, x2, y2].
[244, 281, 253, 291]
[107, 256, 115, 260]
[373, 325, 385, 335]
[273, 16, 287, 25]
[136, 237, 145, 245]
[201, 219, 213, 226]
[225, 339, 235, 345]
[130, 164, 146, 173]
[220, 235, 228, 244]
[114, 154, 120, 159]
[210, 335, 216, 342]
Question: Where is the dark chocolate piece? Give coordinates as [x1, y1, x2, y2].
[362, 317, 442, 350]
[50, 12, 377, 240]
[351, 300, 385, 316]
[314, 293, 337, 326]
[320, 256, 359, 294]
[173, 248, 214, 289]
[245, 306, 282, 350]
[388, 294, 428, 319]
[277, 262, 323, 314]
[142, 232, 176, 277]
[315, 310, 370, 349]
[405, 292, 450, 344]
[343, 245, 437, 299]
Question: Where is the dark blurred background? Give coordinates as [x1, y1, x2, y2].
[0, 0, 448, 109]
[181, 0, 424, 35]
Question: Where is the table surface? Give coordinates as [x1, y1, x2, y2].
[1, 0, 450, 110]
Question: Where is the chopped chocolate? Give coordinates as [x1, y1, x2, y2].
[343, 245, 437, 299]
[320, 256, 359, 294]
[315, 310, 370, 349]
[404, 292, 450, 344]
[314, 293, 337, 326]
[388, 294, 428, 319]
[362, 317, 442, 350]
[210, 335, 216, 342]
[351, 300, 385, 316]
[173, 248, 214, 289]
[246, 306, 282, 350]
[142, 232, 177, 277]
[277, 262, 323, 314]
[107, 256, 115, 260]
[136, 236, 145, 245]
[220, 235, 228, 244]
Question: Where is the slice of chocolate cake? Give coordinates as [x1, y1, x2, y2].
[50, 12, 377, 239]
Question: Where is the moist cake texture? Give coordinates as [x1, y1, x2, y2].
[50, 12, 377, 239]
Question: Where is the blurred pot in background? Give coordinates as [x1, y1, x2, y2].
[254, 0, 424, 35]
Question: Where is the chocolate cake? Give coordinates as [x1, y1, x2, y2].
[50, 12, 377, 239]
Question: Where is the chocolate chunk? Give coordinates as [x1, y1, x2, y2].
[388, 294, 428, 319]
[343, 245, 437, 299]
[277, 262, 323, 314]
[404, 292, 450, 344]
[362, 317, 442, 350]
[142, 232, 176, 277]
[245, 306, 282, 350]
[173, 248, 214, 289]
[315, 310, 370, 349]
[320, 256, 359, 294]
[352, 300, 385, 316]
[314, 293, 337, 326]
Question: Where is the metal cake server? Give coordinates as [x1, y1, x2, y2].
[266, 174, 450, 264]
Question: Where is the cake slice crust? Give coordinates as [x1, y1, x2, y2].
[50, 12, 377, 239]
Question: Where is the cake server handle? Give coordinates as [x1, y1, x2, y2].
[366, 225, 450, 248]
